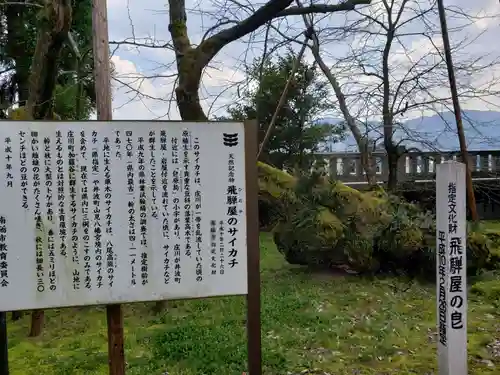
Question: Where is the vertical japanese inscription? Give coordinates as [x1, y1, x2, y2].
[210, 220, 217, 275]
[56, 131, 68, 257]
[32, 131, 41, 219]
[137, 135, 148, 286]
[32, 131, 45, 293]
[437, 230, 447, 346]
[160, 131, 170, 284]
[447, 182, 464, 331]
[126, 131, 137, 286]
[92, 131, 103, 289]
[47, 227, 56, 291]
[138, 136, 147, 246]
[182, 130, 192, 261]
[171, 136, 181, 284]
[68, 130, 80, 290]
[5, 137, 13, 188]
[226, 153, 239, 269]
[44, 137, 54, 222]
[19, 131, 29, 210]
[103, 136, 115, 287]
[44, 136, 57, 291]
[112, 130, 123, 287]
[0, 216, 8, 288]
[193, 137, 202, 282]
[219, 220, 225, 275]
[149, 131, 158, 219]
[115, 130, 122, 159]
[146, 131, 158, 286]
[80, 131, 91, 290]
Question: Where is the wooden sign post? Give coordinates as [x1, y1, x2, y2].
[436, 161, 467, 375]
[0, 311, 7, 375]
[244, 120, 262, 375]
[91, 0, 125, 373]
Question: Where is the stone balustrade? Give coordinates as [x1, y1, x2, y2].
[312, 150, 500, 183]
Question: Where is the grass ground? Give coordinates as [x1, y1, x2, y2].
[6, 233, 500, 375]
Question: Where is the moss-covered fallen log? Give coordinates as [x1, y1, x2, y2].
[258, 162, 500, 280]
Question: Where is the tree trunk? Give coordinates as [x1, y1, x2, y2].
[175, 51, 206, 121]
[25, 0, 72, 337]
[382, 27, 397, 192]
[29, 310, 44, 337]
[7, 6, 30, 322]
[12, 311, 23, 321]
[311, 50, 377, 186]
[5, 3, 30, 108]
[295, 11, 377, 186]
[386, 147, 399, 191]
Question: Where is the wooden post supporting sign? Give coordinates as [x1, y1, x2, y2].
[0, 311, 8, 375]
[436, 161, 467, 375]
[91, 0, 125, 374]
[244, 120, 262, 375]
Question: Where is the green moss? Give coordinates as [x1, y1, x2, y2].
[8, 106, 61, 121]
[258, 163, 500, 277]
[471, 280, 500, 302]
[169, 20, 187, 36]
[257, 162, 296, 197]
[7, 234, 500, 374]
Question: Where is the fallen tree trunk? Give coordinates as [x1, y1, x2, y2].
[258, 162, 500, 279]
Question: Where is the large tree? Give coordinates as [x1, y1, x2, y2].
[225, 53, 345, 171]
[110, 0, 375, 181]
[166, 0, 371, 121]
[317, 0, 500, 189]
[1, 0, 95, 334]
[0, 0, 95, 119]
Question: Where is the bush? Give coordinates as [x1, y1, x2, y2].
[258, 163, 500, 280]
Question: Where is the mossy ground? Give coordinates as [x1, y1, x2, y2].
[6, 232, 500, 375]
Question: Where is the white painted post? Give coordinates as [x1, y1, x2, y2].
[436, 161, 468, 375]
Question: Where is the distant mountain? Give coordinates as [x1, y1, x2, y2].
[319, 110, 500, 152]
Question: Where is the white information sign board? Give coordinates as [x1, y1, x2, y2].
[435, 161, 467, 375]
[0, 121, 248, 311]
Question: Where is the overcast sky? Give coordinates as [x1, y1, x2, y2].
[106, 0, 500, 121]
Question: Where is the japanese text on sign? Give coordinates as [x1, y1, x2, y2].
[0, 121, 248, 312]
[447, 182, 465, 331]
